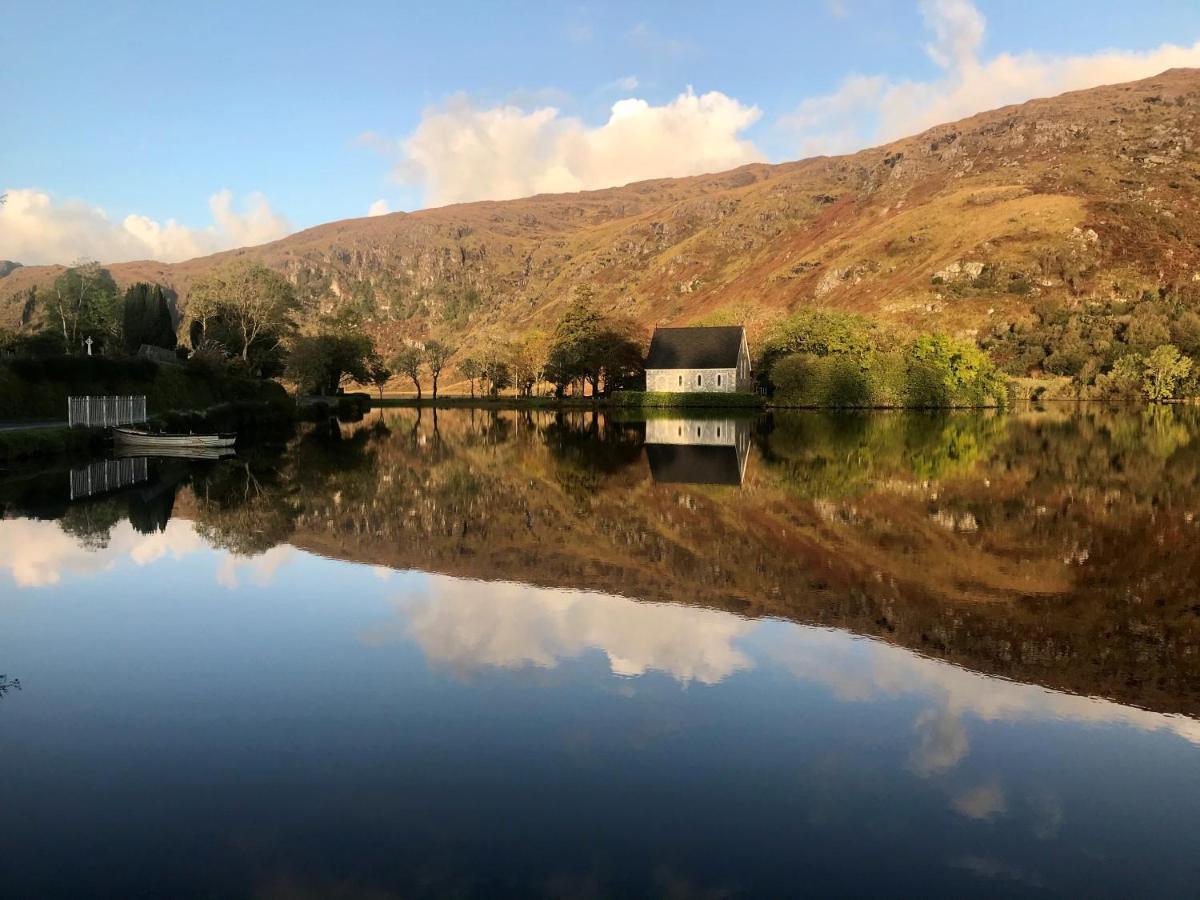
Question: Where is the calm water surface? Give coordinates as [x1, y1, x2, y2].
[2, 406, 1199, 897]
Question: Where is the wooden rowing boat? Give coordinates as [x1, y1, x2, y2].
[113, 427, 236, 449]
[114, 445, 236, 460]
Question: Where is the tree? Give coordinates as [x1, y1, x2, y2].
[392, 346, 424, 400]
[367, 355, 392, 401]
[1170, 310, 1200, 358]
[1126, 304, 1172, 356]
[482, 353, 511, 396]
[596, 317, 645, 394]
[188, 262, 298, 365]
[544, 288, 644, 397]
[425, 340, 452, 399]
[286, 333, 374, 395]
[508, 334, 546, 397]
[48, 260, 119, 352]
[548, 291, 605, 395]
[758, 309, 881, 385]
[1095, 352, 1145, 398]
[904, 333, 1007, 407]
[1142, 344, 1193, 402]
[122, 283, 176, 353]
[460, 357, 482, 398]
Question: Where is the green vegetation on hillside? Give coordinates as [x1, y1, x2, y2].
[759, 310, 1008, 408]
[984, 291, 1200, 401]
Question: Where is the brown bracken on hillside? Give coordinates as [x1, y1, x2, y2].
[5, 69, 1200, 359]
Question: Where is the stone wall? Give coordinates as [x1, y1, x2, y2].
[646, 367, 738, 392]
[645, 418, 741, 446]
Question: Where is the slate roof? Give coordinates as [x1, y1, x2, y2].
[645, 326, 745, 369]
[646, 444, 746, 486]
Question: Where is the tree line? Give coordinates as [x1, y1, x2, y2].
[369, 285, 646, 400]
[984, 291, 1200, 401]
[20, 258, 1197, 406]
[1, 261, 178, 358]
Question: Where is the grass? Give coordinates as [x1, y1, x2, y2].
[0, 426, 104, 462]
[374, 395, 607, 409]
[374, 392, 768, 410]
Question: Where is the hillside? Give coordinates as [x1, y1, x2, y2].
[5, 69, 1200, 361]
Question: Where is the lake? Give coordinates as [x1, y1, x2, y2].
[2, 406, 1199, 897]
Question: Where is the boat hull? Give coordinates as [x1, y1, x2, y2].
[114, 446, 236, 460]
[113, 428, 236, 449]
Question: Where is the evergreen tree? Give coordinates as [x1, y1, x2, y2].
[122, 283, 177, 353]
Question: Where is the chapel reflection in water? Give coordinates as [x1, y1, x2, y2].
[645, 417, 752, 485]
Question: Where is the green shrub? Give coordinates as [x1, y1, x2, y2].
[904, 334, 1007, 408]
[768, 335, 1006, 409]
[771, 352, 907, 408]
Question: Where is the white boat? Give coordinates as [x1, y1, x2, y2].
[113, 427, 236, 449]
[114, 445, 236, 461]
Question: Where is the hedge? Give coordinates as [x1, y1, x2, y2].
[0, 357, 288, 421]
[609, 390, 766, 409]
[769, 347, 1007, 409]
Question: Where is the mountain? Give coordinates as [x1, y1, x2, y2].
[5, 69, 1200, 359]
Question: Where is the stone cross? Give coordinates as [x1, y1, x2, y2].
[85, 337, 94, 356]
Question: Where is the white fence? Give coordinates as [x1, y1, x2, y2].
[69, 457, 149, 501]
[67, 395, 147, 428]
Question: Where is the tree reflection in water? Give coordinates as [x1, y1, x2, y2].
[6, 404, 1200, 717]
[0, 675, 20, 700]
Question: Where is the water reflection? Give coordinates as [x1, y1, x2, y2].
[3, 405, 1200, 895]
[645, 417, 751, 485]
[382, 579, 754, 684]
[4, 405, 1200, 716]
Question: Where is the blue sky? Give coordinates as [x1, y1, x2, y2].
[4, 0, 1200, 264]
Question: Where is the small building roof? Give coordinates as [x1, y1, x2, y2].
[647, 444, 746, 486]
[645, 326, 745, 370]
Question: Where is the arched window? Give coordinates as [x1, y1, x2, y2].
[717, 374, 722, 387]
[678, 375, 682, 386]
[697, 374, 703, 387]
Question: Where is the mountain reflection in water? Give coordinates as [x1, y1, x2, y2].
[2, 405, 1200, 896]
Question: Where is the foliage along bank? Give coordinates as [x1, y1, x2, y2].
[758, 311, 1008, 408]
[984, 291, 1200, 402]
[0, 355, 288, 421]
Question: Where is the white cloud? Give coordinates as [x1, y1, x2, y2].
[763, 625, 1200, 779]
[952, 782, 1007, 821]
[367, 199, 391, 217]
[0, 518, 205, 588]
[215, 544, 296, 590]
[389, 88, 764, 207]
[0, 516, 299, 593]
[388, 577, 754, 685]
[0, 187, 291, 266]
[781, 0, 1200, 155]
[920, 0, 985, 71]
